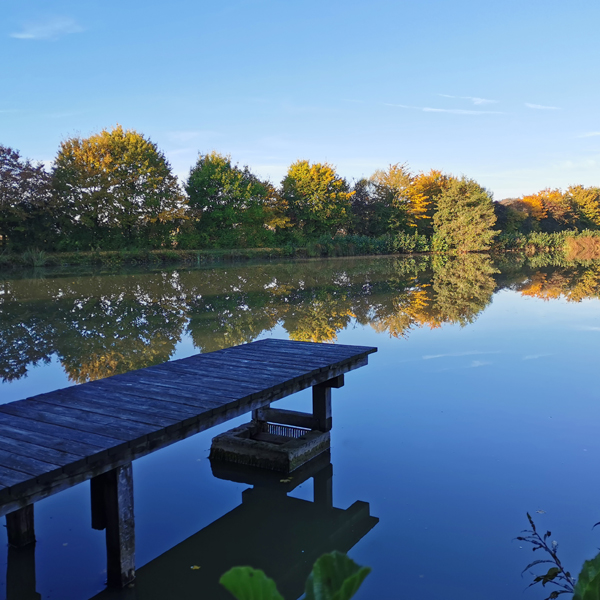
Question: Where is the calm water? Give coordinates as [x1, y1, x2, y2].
[1, 255, 600, 599]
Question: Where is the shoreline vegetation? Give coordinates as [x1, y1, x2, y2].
[2, 125, 599, 271]
[2, 230, 600, 270]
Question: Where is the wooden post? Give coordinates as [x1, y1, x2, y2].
[312, 374, 344, 432]
[6, 544, 41, 600]
[6, 505, 35, 547]
[252, 403, 270, 425]
[312, 384, 332, 432]
[91, 464, 135, 587]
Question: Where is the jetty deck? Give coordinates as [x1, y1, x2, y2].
[0, 338, 376, 587]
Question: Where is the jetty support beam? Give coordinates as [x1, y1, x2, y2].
[90, 464, 135, 588]
[6, 505, 35, 547]
[313, 374, 344, 432]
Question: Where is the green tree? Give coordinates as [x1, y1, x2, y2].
[433, 177, 498, 252]
[348, 178, 394, 237]
[0, 145, 53, 250]
[52, 125, 185, 250]
[369, 163, 413, 232]
[185, 151, 284, 248]
[281, 160, 352, 238]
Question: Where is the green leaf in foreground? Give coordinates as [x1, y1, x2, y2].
[220, 566, 284, 600]
[305, 551, 371, 600]
[574, 552, 600, 600]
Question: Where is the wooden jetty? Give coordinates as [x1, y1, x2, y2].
[0, 338, 376, 588]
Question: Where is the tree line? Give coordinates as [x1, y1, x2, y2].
[1, 125, 599, 254]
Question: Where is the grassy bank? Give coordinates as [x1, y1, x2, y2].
[2, 231, 600, 271]
[0, 247, 304, 270]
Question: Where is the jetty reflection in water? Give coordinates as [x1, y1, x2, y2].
[84, 450, 376, 600]
[5, 450, 377, 600]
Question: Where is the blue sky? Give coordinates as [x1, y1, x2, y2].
[2, 0, 599, 199]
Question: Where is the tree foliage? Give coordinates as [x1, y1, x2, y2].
[185, 151, 285, 248]
[281, 160, 353, 237]
[433, 177, 498, 252]
[1, 135, 598, 253]
[0, 145, 53, 250]
[52, 125, 185, 249]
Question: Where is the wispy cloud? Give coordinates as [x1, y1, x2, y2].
[525, 103, 560, 110]
[523, 353, 553, 360]
[439, 94, 498, 105]
[578, 132, 600, 138]
[469, 360, 492, 368]
[386, 103, 504, 115]
[422, 350, 500, 360]
[578, 326, 600, 332]
[10, 17, 83, 41]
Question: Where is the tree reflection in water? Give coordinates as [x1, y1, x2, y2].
[2, 256, 600, 384]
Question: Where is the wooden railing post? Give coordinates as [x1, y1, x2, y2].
[91, 464, 135, 587]
[6, 505, 35, 547]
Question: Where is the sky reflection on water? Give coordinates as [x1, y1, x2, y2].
[1, 256, 600, 599]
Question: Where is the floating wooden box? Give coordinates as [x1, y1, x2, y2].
[209, 421, 330, 473]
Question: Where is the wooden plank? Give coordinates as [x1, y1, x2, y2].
[238, 342, 375, 363]
[256, 338, 377, 355]
[193, 350, 329, 371]
[107, 372, 252, 400]
[0, 422, 103, 457]
[40, 393, 178, 429]
[319, 374, 345, 389]
[0, 449, 61, 479]
[0, 403, 152, 442]
[179, 353, 315, 378]
[32, 401, 159, 438]
[0, 465, 31, 488]
[68, 387, 200, 421]
[139, 367, 276, 395]
[0, 412, 123, 451]
[0, 435, 81, 469]
[94, 374, 233, 406]
[83, 388, 220, 422]
[221, 345, 351, 366]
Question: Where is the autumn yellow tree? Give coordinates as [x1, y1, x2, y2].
[407, 169, 453, 235]
[281, 160, 353, 237]
[52, 125, 186, 249]
[369, 164, 452, 234]
[567, 185, 600, 228]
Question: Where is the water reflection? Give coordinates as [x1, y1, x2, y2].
[2, 255, 600, 384]
[6, 544, 41, 600]
[79, 450, 377, 600]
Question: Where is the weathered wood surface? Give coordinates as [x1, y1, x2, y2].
[0, 339, 376, 517]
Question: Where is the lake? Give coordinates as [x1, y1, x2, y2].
[1, 254, 600, 599]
